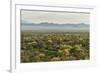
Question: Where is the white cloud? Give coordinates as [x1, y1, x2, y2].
[21, 10, 90, 24]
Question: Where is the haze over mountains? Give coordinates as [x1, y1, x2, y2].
[21, 21, 89, 32]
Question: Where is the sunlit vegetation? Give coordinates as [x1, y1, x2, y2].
[21, 32, 89, 63]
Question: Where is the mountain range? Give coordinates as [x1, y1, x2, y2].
[21, 22, 89, 32]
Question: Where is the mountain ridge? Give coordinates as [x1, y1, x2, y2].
[21, 22, 89, 31]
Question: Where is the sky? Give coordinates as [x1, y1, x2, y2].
[21, 10, 90, 24]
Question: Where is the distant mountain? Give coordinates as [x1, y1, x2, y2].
[21, 22, 89, 32]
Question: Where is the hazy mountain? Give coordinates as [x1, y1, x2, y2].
[21, 22, 89, 32]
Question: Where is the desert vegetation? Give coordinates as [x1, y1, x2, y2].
[21, 32, 89, 63]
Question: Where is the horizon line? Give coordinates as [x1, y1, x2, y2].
[21, 22, 89, 25]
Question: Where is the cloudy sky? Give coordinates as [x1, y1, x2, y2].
[21, 10, 90, 24]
